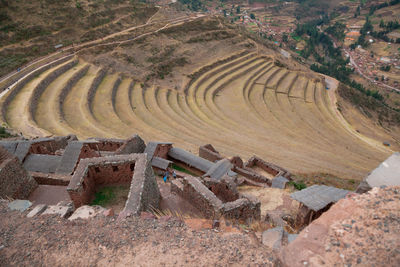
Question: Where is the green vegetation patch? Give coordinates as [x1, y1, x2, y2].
[293, 172, 359, 191]
[288, 181, 307, 190]
[172, 163, 196, 176]
[0, 126, 13, 139]
[91, 185, 130, 207]
[291, 34, 301, 42]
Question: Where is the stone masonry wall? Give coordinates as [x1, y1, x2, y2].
[122, 154, 160, 217]
[233, 166, 271, 185]
[29, 138, 70, 155]
[1, 55, 74, 123]
[245, 156, 291, 179]
[182, 176, 224, 218]
[204, 176, 239, 203]
[0, 146, 37, 199]
[67, 156, 136, 208]
[87, 141, 122, 152]
[59, 65, 90, 120]
[28, 60, 79, 123]
[87, 68, 107, 114]
[199, 145, 223, 163]
[153, 144, 172, 159]
[115, 135, 146, 154]
[222, 197, 261, 221]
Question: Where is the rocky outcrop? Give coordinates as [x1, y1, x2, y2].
[280, 187, 400, 267]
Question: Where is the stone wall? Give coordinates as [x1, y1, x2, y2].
[30, 172, 70, 186]
[153, 144, 172, 159]
[78, 144, 102, 163]
[122, 154, 160, 217]
[230, 156, 244, 168]
[222, 198, 260, 221]
[233, 166, 271, 185]
[87, 68, 107, 114]
[182, 176, 224, 218]
[245, 156, 291, 179]
[67, 155, 137, 207]
[111, 76, 121, 113]
[1, 55, 74, 123]
[178, 175, 261, 221]
[29, 137, 70, 155]
[199, 144, 223, 163]
[28, 60, 79, 123]
[115, 135, 146, 154]
[183, 51, 251, 95]
[59, 65, 90, 120]
[204, 176, 239, 202]
[0, 146, 37, 199]
[87, 141, 122, 152]
[68, 154, 160, 216]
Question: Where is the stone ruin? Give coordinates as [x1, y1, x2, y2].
[0, 132, 356, 231]
[0, 145, 37, 199]
[67, 153, 159, 218]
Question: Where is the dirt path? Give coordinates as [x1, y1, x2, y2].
[323, 74, 390, 154]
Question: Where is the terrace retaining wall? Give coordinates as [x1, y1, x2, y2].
[58, 65, 90, 120]
[1, 55, 74, 123]
[87, 68, 107, 114]
[28, 59, 79, 123]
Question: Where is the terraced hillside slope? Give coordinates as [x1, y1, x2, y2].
[0, 49, 392, 180]
[0, 0, 159, 77]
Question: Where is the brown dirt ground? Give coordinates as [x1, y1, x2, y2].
[0, 201, 276, 266]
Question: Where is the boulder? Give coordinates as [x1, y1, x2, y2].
[42, 201, 73, 218]
[68, 205, 106, 221]
[8, 200, 32, 212]
[262, 227, 284, 250]
[27, 204, 47, 218]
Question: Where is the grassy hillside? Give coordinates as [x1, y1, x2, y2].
[0, 0, 158, 77]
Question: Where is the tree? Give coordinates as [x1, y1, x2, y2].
[354, 6, 360, 18]
[380, 19, 385, 28]
[282, 33, 288, 43]
[236, 5, 240, 14]
[250, 13, 255, 20]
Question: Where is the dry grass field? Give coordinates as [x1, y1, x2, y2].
[0, 49, 393, 180]
[0, 7, 396, 182]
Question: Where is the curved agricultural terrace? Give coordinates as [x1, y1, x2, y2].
[0, 52, 391, 180]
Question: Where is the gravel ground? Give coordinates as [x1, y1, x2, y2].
[0, 202, 276, 266]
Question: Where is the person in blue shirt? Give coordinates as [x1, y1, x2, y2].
[163, 170, 169, 183]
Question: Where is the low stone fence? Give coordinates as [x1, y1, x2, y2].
[245, 156, 291, 179]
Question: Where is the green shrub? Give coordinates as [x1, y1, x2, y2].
[288, 181, 307, 190]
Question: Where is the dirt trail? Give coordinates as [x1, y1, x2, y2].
[323, 74, 390, 154]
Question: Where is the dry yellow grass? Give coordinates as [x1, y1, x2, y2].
[0, 54, 393, 180]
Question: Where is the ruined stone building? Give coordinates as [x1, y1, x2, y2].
[0, 133, 326, 226]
